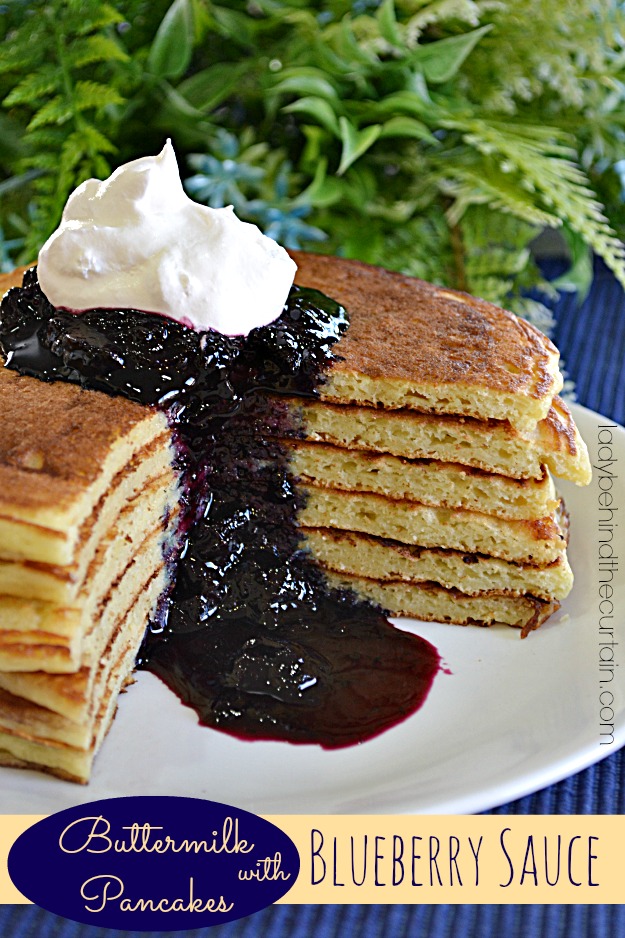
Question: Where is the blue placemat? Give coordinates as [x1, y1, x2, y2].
[2, 900, 625, 937]
[2, 260, 624, 936]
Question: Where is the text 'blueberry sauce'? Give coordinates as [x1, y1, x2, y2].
[0, 268, 439, 747]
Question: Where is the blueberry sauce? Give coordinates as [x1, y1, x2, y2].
[0, 268, 440, 747]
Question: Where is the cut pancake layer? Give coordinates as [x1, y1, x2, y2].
[288, 440, 559, 520]
[0, 508, 179, 672]
[298, 484, 568, 565]
[0, 367, 169, 533]
[0, 455, 179, 671]
[302, 528, 573, 601]
[326, 571, 559, 638]
[0, 450, 175, 604]
[285, 396, 590, 485]
[291, 252, 563, 433]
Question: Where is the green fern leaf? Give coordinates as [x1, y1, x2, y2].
[73, 80, 125, 111]
[446, 117, 625, 288]
[4, 67, 62, 107]
[72, 3, 124, 36]
[27, 96, 74, 131]
[439, 166, 562, 228]
[68, 34, 129, 69]
[80, 124, 118, 156]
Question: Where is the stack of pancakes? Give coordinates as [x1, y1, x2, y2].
[0, 353, 179, 782]
[0, 253, 590, 782]
[285, 253, 591, 636]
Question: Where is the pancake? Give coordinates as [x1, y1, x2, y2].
[291, 252, 563, 432]
[281, 255, 587, 634]
[283, 396, 590, 484]
[287, 440, 559, 520]
[325, 571, 559, 638]
[301, 528, 573, 601]
[0, 367, 170, 535]
[298, 484, 568, 565]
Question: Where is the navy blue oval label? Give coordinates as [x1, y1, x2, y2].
[8, 796, 299, 930]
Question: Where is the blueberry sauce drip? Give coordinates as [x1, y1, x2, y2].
[0, 268, 439, 747]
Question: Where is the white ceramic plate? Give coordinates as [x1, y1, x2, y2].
[2, 404, 624, 815]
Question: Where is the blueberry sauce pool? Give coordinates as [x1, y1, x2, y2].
[0, 268, 440, 747]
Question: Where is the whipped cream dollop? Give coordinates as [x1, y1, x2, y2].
[37, 141, 297, 335]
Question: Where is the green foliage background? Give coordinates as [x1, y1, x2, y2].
[2, 0, 625, 324]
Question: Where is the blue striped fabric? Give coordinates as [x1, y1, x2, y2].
[0, 905, 625, 938]
[1, 259, 624, 936]
[1, 903, 625, 938]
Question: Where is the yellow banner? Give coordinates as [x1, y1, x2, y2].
[271, 815, 615, 904]
[1, 814, 622, 905]
[1, 816, 44, 903]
